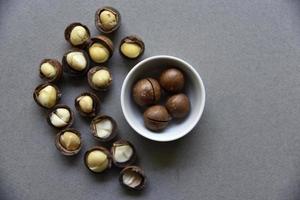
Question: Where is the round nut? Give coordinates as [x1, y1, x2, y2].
[159, 68, 185, 93]
[119, 35, 144, 59]
[84, 146, 112, 173]
[55, 128, 82, 156]
[75, 92, 100, 117]
[90, 115, 117, 142]
[111, 140, 136, 168]
[88, 36, 113, 64]
[132, 78, 161, 107]
[64, 22, 90, 48]
[143, 105, 171, 131]
[166, 93, 190, 118]
[47, 104, 74, 129]
[39, 59, 62, 82]
[119, 166, 146, 191]
[62, 49, 89, 76]
[88, 66, 112, 91]
[33, 83, 61, 109]
[95, 7, 121, 33]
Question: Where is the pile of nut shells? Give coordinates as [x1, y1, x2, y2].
[33, 7, 146, 191]
[133, 68, 191, 131]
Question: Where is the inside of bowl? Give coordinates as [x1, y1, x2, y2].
[122, 56, 205, 141]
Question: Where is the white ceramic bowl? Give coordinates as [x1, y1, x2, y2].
[121, 55, 205, 142]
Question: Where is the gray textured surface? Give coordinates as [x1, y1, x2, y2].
[1, 0, 300, 199]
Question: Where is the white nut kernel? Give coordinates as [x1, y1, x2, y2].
[59, 131, 80, 151]
[40, 62, 56, 78]
[95, 119, 112, 139]
[70, 26, 89, 46]
[92, 69, 111, 88]
[50, 108, 70, 127]
[66, 52, 87, 71]
[86, 150, 108, 172]
[88, 43, 109, 63]
[78, 96, 93, 113]
[99, 10, 117, 30]
[120, 43, 141, 58]
[37, 85, 57, 108]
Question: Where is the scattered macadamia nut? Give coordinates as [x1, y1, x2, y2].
[64, 22, 90, 48]
[47, 104, 74, 129]
[39, 59, 62, 82]
[75, 92, 100, 117]
[119, 166, 146, 191]
[90, 115, 117, 142]
[159, 68, 185, 93]
[88, 36, 113, 63]
[88, 66, 112, 91]
[166, 93, 190, 118]
[84, 146, 112, 173]
[111, 140, 136, 168]
[95, 7, 121, 33]
[120, 35, 144, 59]
[62, 49, 89, 76]
[143, 105, 171, 131]
[55, 128, 81, 156]
[33, 83, 61, 109]
[132, 78, 161, 107]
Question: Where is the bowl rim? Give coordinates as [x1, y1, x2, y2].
[120, 55, 206, 142]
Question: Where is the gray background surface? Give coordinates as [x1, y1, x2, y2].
[1, 0, 300, 199]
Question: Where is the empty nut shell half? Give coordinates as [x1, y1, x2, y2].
[55, 128, 82, 156]
[90, 115, 117, 142]
[47, 104, 74, 129]
[64, 22, 90, 48]
[119, 166, 146, 191]
[119, 35, 145, 59]
[132, 78, 161, 107]
[39, 59, 62, 82]
[87, 36, 113, 64]
[33, 83, 61, 109]
[143, 105, 171, 131]
[87, 66, 112, 91]
[84, 146, 112, 173]
[75, 92, 100, 117]
[111, 140, 136, 168]
[62, 49, 90, 76]
[95, 7, 121, 34]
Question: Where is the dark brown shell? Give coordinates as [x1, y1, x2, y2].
[55, 128, 82, 156]
[47, 104, 74, 129]
[165, 93, 190, 118]
[95, 7, 121, 34]
[87, 66, 112, 91]
[111, 139, 136, 168]
[87, 35, 114, 62]
[132, 78, 161, 107]
[33, 83, 61, 109]
[119, 35, 145, 59]
[90, 115, 117, 142]
[119, 166, 146, 191]
[143, 105, 171, 131]
[74, 92, 100, 117]
[159, 68, 185, 93]
[62, 49, 90, 76]
[64, 22, 90, 48]
[39, 59, 63, 82]
[84, 146, 112, 173]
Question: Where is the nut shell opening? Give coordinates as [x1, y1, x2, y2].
[90, 115, 117, 142]
[119, 166, 146, 191]
[111, 140, 136, 168]
[95, 7, 121, 33]
[55, 128, 82, 156]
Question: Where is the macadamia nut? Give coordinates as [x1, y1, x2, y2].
[59, 131, 81, 151]
[78, 96, 93, 113]
[120, 43, 141, 58]
[99, 10, 117, 30]
[70, 26, 89, 45]
[37, 85, 57, 108]
[89, 43, 110, 63]
[40, 62, 56, 78]
[86, 150, 109, 172]
[66, 52, 87, 71]
[50, 108, 70, 128]
[92, 69, 111, 88]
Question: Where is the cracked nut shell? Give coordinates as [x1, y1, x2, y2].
[132, 78, 161, 107]
[90, 115, 117, 142]
[159, 68, 185, 93]
[87, 66, 112, 91]
[143, 105, 171, 131]
[166, 93, 190, 118]
[55, 128, 82, 156]
[62, 49, 89, 76]
[84, 146, 112, 173]
[47, 104, 74, 129]
[33, 83, 61, 109]
[87, 35, 113, 64]
[119, 35, 144, 59]
[95, 7, 121, 33]
[119, 166, 146, 191]
[75, 92, 100, 117]
[39, 59, 62, 82]
[64, 22, 90, 48]
[111, 140, 136, 168]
